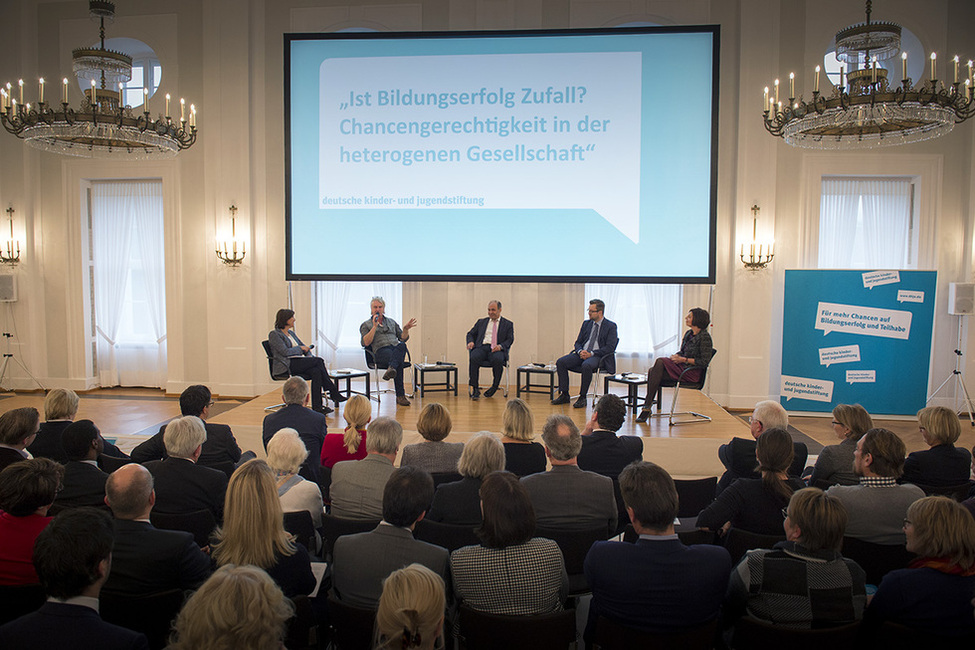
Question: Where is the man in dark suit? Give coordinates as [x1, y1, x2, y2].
[0, 407, 40, 472]
[103, 463, 212, 596]
[144, 416, 228, 521]
[130, 384, 243, 471]
[53, 420, 110, 512]
[466, 300, 515, 400]
[553, 299, 619, 409]
[522, 414, 617, 535]
[27, 388, 128, 464]
[578, 394, 643, 479]
[583, 461, 731, 640]
[0, 508, 149, 649]
[716, 400, 807, 494]
[331, 466, 449, 609]
[262, 376, 327, 484]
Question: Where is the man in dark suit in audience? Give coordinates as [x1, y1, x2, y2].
[522, 414, 617, 535]
[262, 376, 327, 484]
[716, 400, 807, 494]
[54, 420, 110, 512]
[27, 388, 129, 464]
[0, 407, 40, 472]
[578, 394, 643, 478]
[0, 508, 149, 649]
[131, 384, 243, 471]
[466, 300, 515, 400]
[102, 463, 212, 596]
[331, 466, 449, 609]
[144, 416, 228, 521]
[553, 299, 619, 409]
[584, 461, 731, 640]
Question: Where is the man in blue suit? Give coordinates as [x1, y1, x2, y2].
[262, 376, 328, 484]
[553, 299, 618, 408]
[466, 300, 515, 399]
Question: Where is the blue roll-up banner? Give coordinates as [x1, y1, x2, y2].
[780, 270, 937, 415]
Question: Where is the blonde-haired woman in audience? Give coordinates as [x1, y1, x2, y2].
[211, 459, 315, 598]
[375, 563, 445, 650]
[807, 404, 873, 487]
[266, 428, 324, 551]
[169, 564, 294, 650]
[902, 406, 972, 488]
[401, 403, 464, 474]
[321, 394, 370, 468]
[865, 496, 975, 638]
[500, 398, 545, 477]
[427, 432, 506, 526]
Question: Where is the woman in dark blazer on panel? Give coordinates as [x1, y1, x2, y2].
[268, 308, 345, 414]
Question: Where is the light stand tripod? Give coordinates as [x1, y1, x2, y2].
[927, 316, 975, 425]
[0, 332, 44, 392]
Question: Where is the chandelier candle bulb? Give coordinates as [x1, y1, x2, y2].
[62, 78, 68, 104]
[872, 57, 877, 84]
[774, 79, 779, 104]
[38, 78, 43, 105]
[954, 56, 959, 84]
[143, 87, 148, 111]
[814, 66, 820, 93]
[969, 60, 974, 86]
[190, 104, 196, 128]
[180, 98, 185, 122]
[18, 80, 22, 105]
[902, 52, 907, 81]
[931, 53, 936, 81]
[764, 86, 768, 109]
[165, 93, 170, 118]
[789, 72, 794, 99]
[839, 66, 844, 91]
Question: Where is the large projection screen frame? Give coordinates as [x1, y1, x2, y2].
[285, 25, 719, 284]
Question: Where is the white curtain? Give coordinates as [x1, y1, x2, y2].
[860, 179, 912, 268]
[819, 178, 861, 268]
[314, 282, 352, 366]
[643, 284, 682, 356]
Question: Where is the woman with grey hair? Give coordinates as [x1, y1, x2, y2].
[426, 432, 505, 526]
[266, 428, 324, 551]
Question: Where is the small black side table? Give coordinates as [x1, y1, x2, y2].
[517, 365, 557, 400]
[603, 373, 649, 413]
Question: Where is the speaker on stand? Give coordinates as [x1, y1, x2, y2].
[928, 283, 975, 425]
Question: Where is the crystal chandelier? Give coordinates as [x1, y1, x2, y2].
[763, 0, 973, 149]
[0, 0, 197, 159]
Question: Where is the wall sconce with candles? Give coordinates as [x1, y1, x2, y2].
[0, 207, 21, 266]
[215, 205, 246, 267]
[740, 204, 774, 270]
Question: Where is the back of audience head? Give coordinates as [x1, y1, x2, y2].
[44, 388, 79, 421]
[905, 496, 975, 570]
[916, 406, 962, 446]
[376, 563, 445, 650]
[416, 403, 452, 442]
[618, 461, 678, 532]
[265, 428, 307, 476]
[33, 507, 114, 599]
[367, 417, 403, 455]
[831, 404, 873, 441]
[756, 427, 795, 502]
[594, 394, 626, 432]
[180, 384, 212, 417]
[477, 471, 535, 548]
[169, 564, 294, 650]
[343, 394, 372, 453]
[61, 419, 101, 462]
[163, 415, 207, 459]
[282, 375, 309, 406]
[383, 466, 434, 528]
[105, 463, 154, 520]
[541, 414, 581, 461]
[785, 487, 847, 552]
[0, 406, 40, 448]
[751, 400, 788, 435]
[456, 432, 505, 479]
[857, 428, 907, 478]
[501, 398, 535, 441]
[0, 458, 63, 516]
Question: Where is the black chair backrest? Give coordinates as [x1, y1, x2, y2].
[285, 595, 318, 650]
[0, 583, 45, 625]
[431, 471, 463, 488]
[840, 536, 915, 586]
[459, 604, 577, 650]
[594, 615, 718, 650]
[911, 482, 971, 501]
[674, 477, 718, 518]
[283, 510, 318, 555]
[723, 528, 786, 566]
[321, 514, 380, 559]
[149, 509, 217, 548]
[203, 460, 236, 479]
[327, 596, 377, 650]
[732, 616, 859, 650]
[414, 519, 481, 552]
[363, 347, 377, 370]
[101, 588, 185, 650]
[874, 620, 975, 649]
[263, 340, 290, 381]
[97, 454, 133, 474]
[535, 526, 611, 576]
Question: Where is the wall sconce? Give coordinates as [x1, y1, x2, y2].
[739, 204, 774, 270]
[215, 204, 246, 267]
[0, 207, 21, 266]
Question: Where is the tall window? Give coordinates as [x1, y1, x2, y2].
[313, 281, 403, 369]
[584, 284, 682, 368]
[818, 177, 917, 269]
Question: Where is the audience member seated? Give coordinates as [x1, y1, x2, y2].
[0, 407, 40, 472]
[863, 496, 975, 638]
[332, 466, 449, 609]
[0, 458, 62, 585]
[267, 428, 324, 532]
[131, 385, 243, 468]
[522, 414, 617, 534]
[211, 459, 315, 598]
[450, 471, 568, 616]
[330, 417, 402, 520]
[320, 394, 370, 469]
[577, 394, 643, 479]
[53, 420, 110, 512]
[0, 508, 149, 650]
[376, 564, 446, 650]
[826, 428, 924, 545]
[697, 428, 802, 535]
[401, 403, 464, 473]
[584, 461, 731, 640]
[144, 416, 228, 521]
[427, 432, 505, 526]
[500, 398, 546, 477]
[902, 406, 972, 488]
[262, 376, 328, 484]
[167, 565, 294, 650]
[806, 403, 873, 487]
[102, 464, 211, 596]
[725, 487, 866, 630]
[716, 400, 807, 494]
[27, 389, 127, 463]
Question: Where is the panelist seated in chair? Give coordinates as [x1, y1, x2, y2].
[361, 296, 417, 408]
[466, 300, 514, 400]
[636, 308, 713, 423]
[269, 308, 346, 415]
[553, 299, 618, 410]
